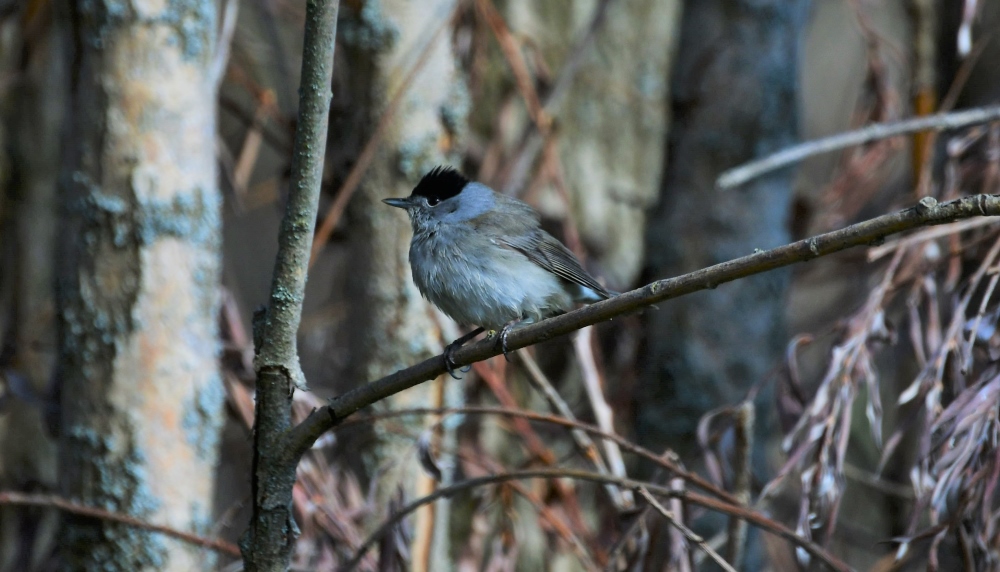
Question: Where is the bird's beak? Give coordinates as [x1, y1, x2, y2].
[382, 197, 414, 209]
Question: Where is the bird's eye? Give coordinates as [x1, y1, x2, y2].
[426, 196, 441, 207]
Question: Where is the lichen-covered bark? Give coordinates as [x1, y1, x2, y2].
[58, 2, 223, 570]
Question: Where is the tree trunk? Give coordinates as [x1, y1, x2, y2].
[58, 2, 224, 570]
[639, 0, 809, 564]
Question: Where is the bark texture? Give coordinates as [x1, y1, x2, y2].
[239, 0, 339, 569]
[58, 2, 224, 570]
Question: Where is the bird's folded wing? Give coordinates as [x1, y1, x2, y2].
[499, 231, 611, 299]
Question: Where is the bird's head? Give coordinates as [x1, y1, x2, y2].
[383, 166, 496, 232]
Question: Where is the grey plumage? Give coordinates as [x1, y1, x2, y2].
[384, 170, 611, 336]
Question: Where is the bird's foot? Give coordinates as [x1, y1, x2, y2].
[442, 327, 485, 379]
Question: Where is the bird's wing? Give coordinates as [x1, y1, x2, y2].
[499, 230, 612, 300]
[470, 193, 611, 299]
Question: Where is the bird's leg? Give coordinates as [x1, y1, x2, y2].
[443, 327, 485, 379]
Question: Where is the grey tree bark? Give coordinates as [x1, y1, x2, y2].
[641, 0, 809, 454]
[639, 1, 810, 562]
[58, 2, 224, 570]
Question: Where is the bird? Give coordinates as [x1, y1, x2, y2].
[383, 166, 613, 377]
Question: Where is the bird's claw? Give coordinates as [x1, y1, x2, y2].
[443, 342, 466, 380]
[498, 322, 515, 362]
[443, 327, 485, 379]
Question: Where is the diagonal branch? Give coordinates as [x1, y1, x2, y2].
[288, 194, 1000, 460]
[636, 487, 736, 572]
[717, 105, 1000, 190]
[0, 491, 241, 557]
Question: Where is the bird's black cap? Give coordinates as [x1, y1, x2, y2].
[411, 166, 469, 202]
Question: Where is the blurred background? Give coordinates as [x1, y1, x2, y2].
[1, 0, 999, 570]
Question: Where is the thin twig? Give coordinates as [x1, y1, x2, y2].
[603, 506, 651, 571]
[219, 95, 293, 154]
[0, 491, 241, 557]
[470, 454, 599, 570]
[574, 327, 632, 508]
[333, 405, 737, 504]
[211, 0, 240, 86]
[517, 350, 628, 508]
[338, 468, 853, 572]
[867, 217, 999, 260]
[474, 0, 549, 132]
[244, 0, 341, 569]
[666, 478, 692, 572]
[473, 361, 556, 464]
[842, 463, 914, 500]
[289, 194, 1000, 457]
[718, 106, 1000, 190]
[636, 487, 736, 572]
[471, 360, 597, 551]
[726, 401, 754, 568]
[915, 35, 990, 196]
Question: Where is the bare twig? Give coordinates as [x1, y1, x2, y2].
[603, 508, 651, 571]
[339, 468, 853, 572]
[471, 360, 597, 551]
[867, 217, 999, 260]
[211, 0, 240, 86]
[573, 328, 634, 508]
[517, 350, 627, 508]
[473, 360, 556, 464]
[0, 491, 241, 557]
[727, 401, 754, 568]
[841, 463, 914, 499]
[411, 377, 445, 572]
[636, 487, 736, 572]
[468, 454, 599, 570]
[337, 404, 736, 503]
[666, 478, 692, 572]
[288, 194, 1000, 458]
[474, 0, 549, 132]
[914, 34, 989, 196]
[718, 106, 1000, 190]
[233, 91, 278, 196]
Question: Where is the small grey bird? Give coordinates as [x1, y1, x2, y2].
[383, 166, 612, 375]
